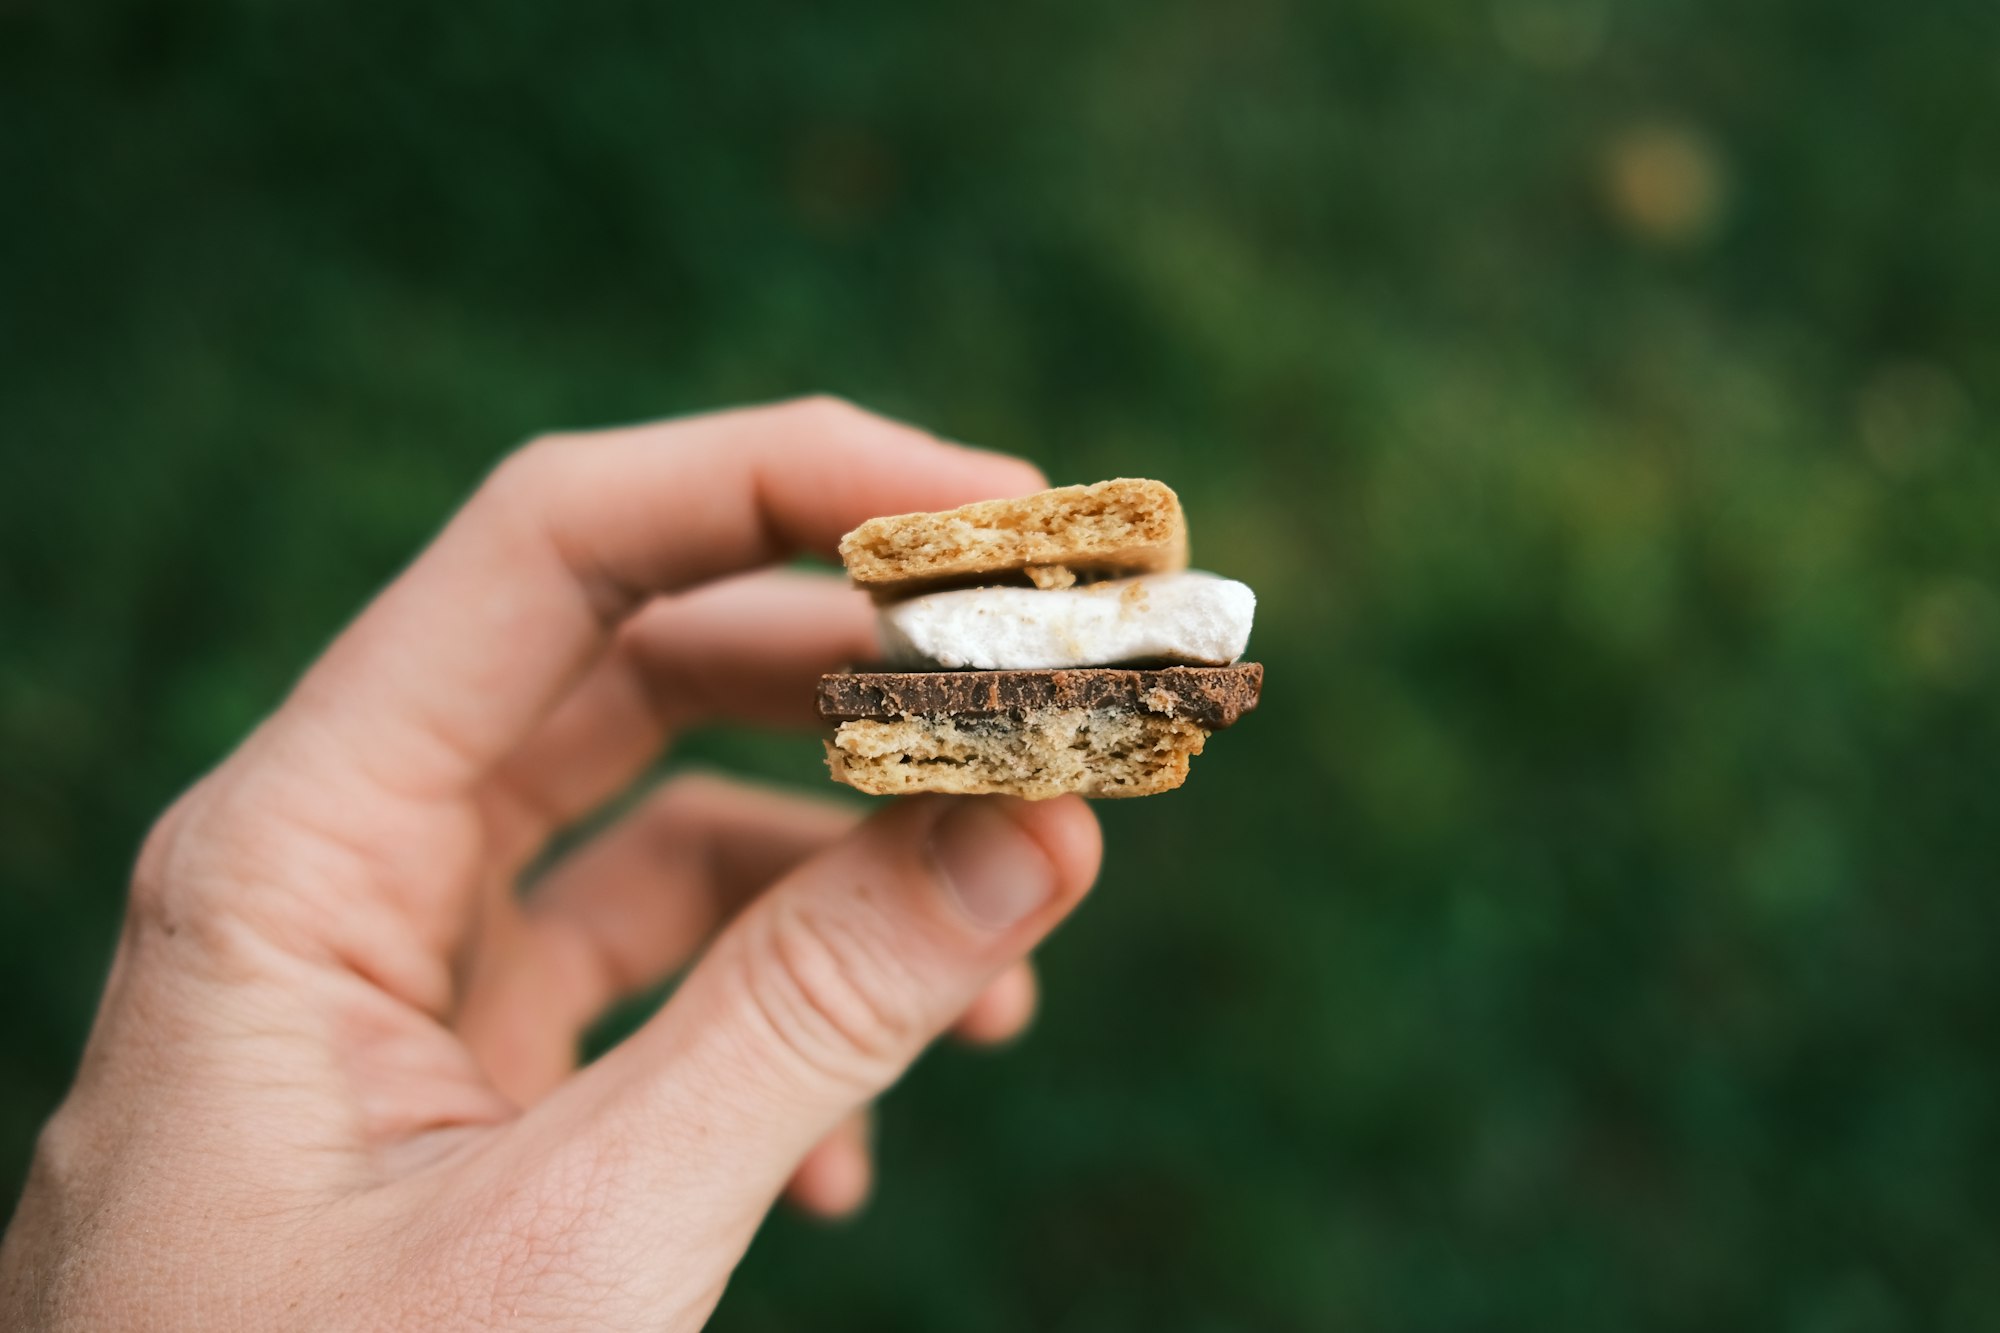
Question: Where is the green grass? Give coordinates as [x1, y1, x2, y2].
[4, 2, 1999, 1327]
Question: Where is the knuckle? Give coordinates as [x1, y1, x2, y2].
[488, 432, 582, 507]
[649, 772, 733, 827]
[127, 781, 221, 922]
[643, 771, 765, 843]
[129, 801, 189, 915]
[519, 429, 588, 469]
[486, 432, 637, 621]
[487, 431, 621, 526]
[744, 895, 927, 1089]
[121, 773, 306, 972]
[783, 392, 868, 434]
[24, 1099, 88, 1196]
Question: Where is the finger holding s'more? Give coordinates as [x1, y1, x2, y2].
[819, 479, 1263, 799]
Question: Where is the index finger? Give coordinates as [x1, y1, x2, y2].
[280, 397, 1047, 799]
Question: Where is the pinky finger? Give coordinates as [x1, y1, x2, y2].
[783, 959, 1037, 1219]
[952, 959, 1039, 1047]
[784, 1109, 873, 1220]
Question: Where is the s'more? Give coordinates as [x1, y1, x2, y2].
[818, 479, 1263, 798]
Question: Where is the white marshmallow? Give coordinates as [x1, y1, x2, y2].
[879, 571, 1256, 670]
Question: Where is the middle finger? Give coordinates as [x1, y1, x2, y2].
[478, 568, 878, 868]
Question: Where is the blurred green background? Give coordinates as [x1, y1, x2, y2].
[5, 1, 1999, 1327]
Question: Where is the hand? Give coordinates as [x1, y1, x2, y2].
[0, 398, 1103, 1330]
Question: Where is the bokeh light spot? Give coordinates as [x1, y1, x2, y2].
[1602, 122, 1728, 246]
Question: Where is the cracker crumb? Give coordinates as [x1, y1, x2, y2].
[1025, 564, 1077, 590]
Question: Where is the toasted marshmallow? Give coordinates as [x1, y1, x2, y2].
[879, 571, 1255, 670]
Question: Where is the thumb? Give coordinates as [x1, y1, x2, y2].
[561, 794, 1100, 1238]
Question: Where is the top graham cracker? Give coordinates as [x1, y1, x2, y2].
[837, 478, 1189, 598]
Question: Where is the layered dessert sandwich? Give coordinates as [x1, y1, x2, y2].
[818, 479, 1263, 798]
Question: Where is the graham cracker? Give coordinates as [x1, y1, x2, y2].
[838, 479, 1187, 597]
[823, 706, 1210, 799]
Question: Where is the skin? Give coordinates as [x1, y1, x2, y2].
[0, 398, 1102, 1330]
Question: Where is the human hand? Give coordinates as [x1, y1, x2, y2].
[0, 399, 1103, 1329]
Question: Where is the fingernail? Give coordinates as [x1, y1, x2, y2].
[929, 801, 1057, 930]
